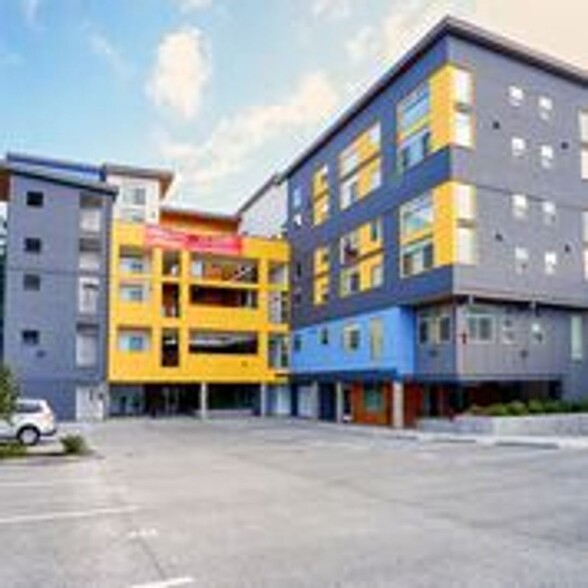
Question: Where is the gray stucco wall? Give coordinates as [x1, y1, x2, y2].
[2, 174, 113, 419]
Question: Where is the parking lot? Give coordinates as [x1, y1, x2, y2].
[1, 418, 588, 588]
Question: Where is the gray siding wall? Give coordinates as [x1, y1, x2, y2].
[2, 175, 113, 419]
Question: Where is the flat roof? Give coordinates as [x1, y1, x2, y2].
[284, 16, 588, 177]
[0, 161, 118, 196]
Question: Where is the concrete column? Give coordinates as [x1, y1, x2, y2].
[199, 383, 208, 420]
[259, 383, 268, 418]
[335, 382, 344, 423]
[312, 381, 320, 420]
[392, 381, 404, 429]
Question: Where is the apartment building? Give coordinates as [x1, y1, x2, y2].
[106, 167, 290, 417]
[286, 18, 588, 427]
[0, 154, 116, 420]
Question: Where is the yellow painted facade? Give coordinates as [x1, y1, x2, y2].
[109, 219, 289, 386]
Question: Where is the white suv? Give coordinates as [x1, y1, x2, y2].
[0, 399, 58, 446]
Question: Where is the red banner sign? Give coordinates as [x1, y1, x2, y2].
[145, 225, 243, 256]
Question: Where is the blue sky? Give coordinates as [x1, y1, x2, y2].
[0, 0, 586, 212]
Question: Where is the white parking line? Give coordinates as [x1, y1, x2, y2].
[130, 577, 194, 588]
[0, 505, 137, 526]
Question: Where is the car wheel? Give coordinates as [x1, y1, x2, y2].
[18, 426, 40, 447]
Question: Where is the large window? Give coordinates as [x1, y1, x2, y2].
[417, 308, 452, 345]
[398, 82, 431, 173]
[339, 124, 382, 210]
[401, 238, 434, 277]
[400, 193, 433, 239]
[398, 84, 430, 134]
[188, 330, 258, 355]
[466, 309, 494, 343]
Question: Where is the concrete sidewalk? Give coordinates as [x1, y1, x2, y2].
[309, 419, 588, 450]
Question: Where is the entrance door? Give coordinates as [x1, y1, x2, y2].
[76, 386, 105, 421]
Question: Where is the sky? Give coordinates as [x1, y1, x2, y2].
[0, 0, 587, 212]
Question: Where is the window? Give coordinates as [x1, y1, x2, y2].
[511, 137, 527, 158]
[119, 250, 149, 274]
[371, 263, 383, 288]
[340, 266, 360, 297]
[581, 111, 588, 180]
[418, 308, 452, 344]
[466, 310, 494, 343]
[292, 187, 302, 210]
[418, 314, 432, 345]
[80, 195, 102, 233]
[343, 325, 361, 351]
[24, 237, 42, 254]
[571, 315, 584, 361]
[363, 385, 384, 413]
[118, 329, 150, 353]
[455, 110, 473, 148]
[370, 218, 382, 242]
[400, 193, 433, 238]
[583, 212, 588, 243]
[455, 184, 475, 221]
[78, 277, 100, 314]
[584, 249, 588, 281]
[23, 274, 40, 291]
[454, 68, 473, 106]
[580, 110, 588, 143]
[515, 247, 530, 274]
[76, 325, 99, 367]
[456, 226, 476, 265]
[402, 238, 434, 277]
[542, 201, 556, 225]
[340, 231, 360, 264]
[398, 83, 430, 134]
[538, 96, 553, 120]
[512, 194, 528, 220]
[540, 145, 554, 169]
[21, 330, 39, 346]
[509, 85, 525, 107]
[26, 191, 44, 207]
[502, 317, 516, 345]
[293, 334, 302, 352]
[369, 319, 384, 360]
[119, 283, 147, 302]
[189, 331, 258, 355]
[319, 327, 329, 346]
[339, 123, 382, 209]
[123, 186, 147, 206]
[79, 238, 101, 271]
[399, 126, 431, 172]
[530, 321, 545, 345]
[582, 150, 588, 180]
[544, 251, 557, 275]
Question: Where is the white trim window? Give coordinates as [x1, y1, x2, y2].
[544, 251, 558, 276]
[511, 137, 527, 158]
[512, 194, 529, 220]
[466, 310, 495, 343]
[509, 85, 525, 107]
[538, 96, 553, 121]
[454, 68, 473, 106]
[540, 145, 555, 169]
[455, 110, 474, 148]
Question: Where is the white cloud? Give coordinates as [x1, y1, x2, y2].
[21, 0, 42, 29]
[312, 0, 352, 19]
[146, 27, 211, 121]
[173, 0, 212, 13]
[157, 71, 339, 198]
[89, 33, 129, 78]
[345, 0, 471, 66]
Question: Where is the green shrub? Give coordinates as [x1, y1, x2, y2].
[60, 434, 90, 456]
[0, 442, 27, 459]
[527, 399, 545, 414]
[507, 401, 528, 416]
[485, 403, 509, 417]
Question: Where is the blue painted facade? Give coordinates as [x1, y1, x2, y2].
[291, 307, 415, 380]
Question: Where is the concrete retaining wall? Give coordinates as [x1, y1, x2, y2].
[419, 414, 588, 437]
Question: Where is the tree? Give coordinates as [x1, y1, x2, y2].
[0, 365, 18, 422]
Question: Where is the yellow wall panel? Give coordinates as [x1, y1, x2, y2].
[430, 65, 455, 151]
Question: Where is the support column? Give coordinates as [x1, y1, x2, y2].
[259, 383, 268, 418]
[335, 382, 344, 423]
[199, 383, 208, 420]
[392, 381, 404, 429]
[312, 381, 320, 420]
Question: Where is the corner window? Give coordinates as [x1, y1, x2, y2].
[26, 191, 44, 207]
[509, 85, 525, 107]
[511, 137, 527, 158]
[24, 237, 42, 254]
